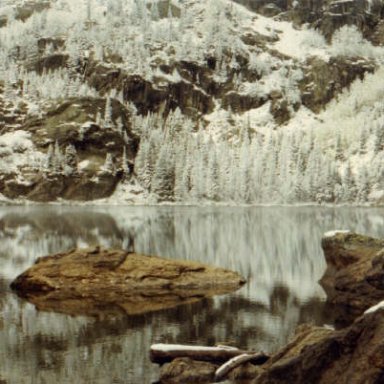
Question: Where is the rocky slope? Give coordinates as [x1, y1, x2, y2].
[1, 0, 384, 204]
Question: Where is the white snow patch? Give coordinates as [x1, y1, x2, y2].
[369, 190, 384, 201]
[0, 130, 43, 173]
[323, 230, 351, 238]
[78, 160, 90, 170]
[0, 130, 33, 151]
[273, 23, 329, 60]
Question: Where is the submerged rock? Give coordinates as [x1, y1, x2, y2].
[10, 247, 245, 317]
[320, 231, 384, 325]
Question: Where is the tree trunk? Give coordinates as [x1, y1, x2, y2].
[150, 343, 269, 365]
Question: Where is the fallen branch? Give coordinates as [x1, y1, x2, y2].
[150, 343, 269, 365]
[214, 352, 268, 382]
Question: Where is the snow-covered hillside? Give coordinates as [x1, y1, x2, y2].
[1, 0, 384, 204]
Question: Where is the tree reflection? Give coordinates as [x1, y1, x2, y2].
[1, 206, 384, 382]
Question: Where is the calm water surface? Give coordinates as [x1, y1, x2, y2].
[1, 205, 384, 383]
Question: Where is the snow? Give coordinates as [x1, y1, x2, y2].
[273, 22, 329, 60]
[369, 190, 384, 201]
[0, 130, 32, 151]
[0, 130, 44, 174]
[78, 160, 90, 170]
[323, 230, 351, 238]
[364, 300, 384, 315]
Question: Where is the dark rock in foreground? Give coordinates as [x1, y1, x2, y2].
[320, 231, 384, 325]
[253, 308, 384, 384]
[10, 247, 245, 317]
[157, 308, 384, 384]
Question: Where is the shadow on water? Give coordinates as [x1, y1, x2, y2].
[1, 205, 384, 383]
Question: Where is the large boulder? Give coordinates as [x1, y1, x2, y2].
[252, 307, 384, 384]
[10, 247, 245, 317]
[320, 231, 384, 325]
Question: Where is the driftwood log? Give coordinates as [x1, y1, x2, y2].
[214, 352, 267, 382]
[150, 343, 269, 365]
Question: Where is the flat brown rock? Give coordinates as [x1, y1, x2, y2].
[10, 247, 245, 317]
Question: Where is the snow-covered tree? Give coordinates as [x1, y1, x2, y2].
[64, 144, 78, 175]
[100, 153, 115, 175]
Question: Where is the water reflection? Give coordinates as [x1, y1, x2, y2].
[1, 206, 384, 383]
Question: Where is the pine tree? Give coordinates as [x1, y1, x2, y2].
[174, 143, 189, 202]
[64, 144, 78, 175]
[342, 161, 356, 202]
[359, 126, 368, 155]
[100, 153, 115, 175]
[104, 96, 113, 128]
[53, 140, 63, 174]
[135, 141, 152, 190]
[206, 146, 220, 201]
[86, 0, 92, 20]
[167, 4, 174, 41]
[335, 133, 344, 161]
[46, 143, 54, 173]
[356, 165, 370, 203]
[116, 117, 124, 134]
[121, 146, 130, 176]
[151, 0, 160, 21]
[151, 144, 175, 201]
[374, 120, 384, 154]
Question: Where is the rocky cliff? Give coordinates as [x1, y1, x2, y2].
[1, 0, 384, 204]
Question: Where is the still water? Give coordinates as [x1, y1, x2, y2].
[1, 205, 384, 383]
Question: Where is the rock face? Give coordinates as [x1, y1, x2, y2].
[10, 247, 245, 317]
[320, 231, 384, 326]
[299, 56, 376, 113]
[252, 308, 384, 384]
[0, 97, 139, 202]
[235, 0, 384, 43]
[1, 0, 383, 203]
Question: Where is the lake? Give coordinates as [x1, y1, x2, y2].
[1, 205, 384, 383]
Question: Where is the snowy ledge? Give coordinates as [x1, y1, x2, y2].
[323, 230, 351, 238]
